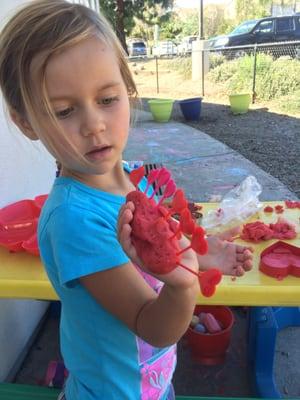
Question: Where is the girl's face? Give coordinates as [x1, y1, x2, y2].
[33, 36, 130, 183]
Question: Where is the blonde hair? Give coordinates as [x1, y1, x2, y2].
[0, 0, 138, 163]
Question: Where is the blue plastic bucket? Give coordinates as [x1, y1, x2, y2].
[179, 97, 202, 121]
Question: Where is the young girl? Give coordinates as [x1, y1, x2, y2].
[0, 1, 252, 399]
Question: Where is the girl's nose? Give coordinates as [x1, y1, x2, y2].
[80, 107, 106, 137]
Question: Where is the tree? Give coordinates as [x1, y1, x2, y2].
[235, 0, 270, 23]
[99, 0, 174, 51]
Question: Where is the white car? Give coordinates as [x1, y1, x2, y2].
[177, 36, 198, 55]
[153, 41, 177, 57]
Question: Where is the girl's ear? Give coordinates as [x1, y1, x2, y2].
[9, 109, 39, 140]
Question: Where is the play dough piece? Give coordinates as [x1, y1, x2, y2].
[241, 217, 297, 243]
[269, 218, 297, 240]
[240, 221, 274, 242]
[127, 190, 180, 274]
[264, 206, 273, 213]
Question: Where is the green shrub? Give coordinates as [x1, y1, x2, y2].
[274, 89, 300, 115]
[256, 58, 300, 100]
[209, 53, 226, 69]
[165, 57, 192, 80]
[207, 53, 300, 107]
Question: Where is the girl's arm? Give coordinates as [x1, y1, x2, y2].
[80, 203, 199, 348]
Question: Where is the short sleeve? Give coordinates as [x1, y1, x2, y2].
[47, 204, 129, 285]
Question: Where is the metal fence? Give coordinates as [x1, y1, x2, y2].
[207, 40, 300, 103]
[128, 41, 300, 107]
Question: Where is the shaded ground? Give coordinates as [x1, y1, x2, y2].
[14, 308, 253, 398]
[142, 99, 300, 199]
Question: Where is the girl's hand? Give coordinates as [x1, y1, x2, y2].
[118, 201, 199, 289]
[198, 227, 253, 277]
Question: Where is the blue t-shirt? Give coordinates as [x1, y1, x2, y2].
[38, 167, 176, 400]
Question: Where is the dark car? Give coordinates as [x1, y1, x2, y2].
[128, 41, 147, 57]
[210, 14, 300, 58]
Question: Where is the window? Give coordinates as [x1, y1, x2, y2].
[276, 18, 294, 33]
[254, 20, 274, 34]
[132, 42, 146, 49]
[231, 20, 258, 35]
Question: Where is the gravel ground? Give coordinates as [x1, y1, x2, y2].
[143, 99, 300, 199]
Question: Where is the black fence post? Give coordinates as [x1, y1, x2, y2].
[155, 56, 159, 94]
[252, 44, 257, 104]
[201, 49, 205, 97]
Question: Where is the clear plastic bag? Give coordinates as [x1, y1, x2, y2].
[202, 176, 263, 233]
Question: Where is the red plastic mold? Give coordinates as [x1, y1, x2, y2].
[0, 199, 40, 225]
[259, 241, 300, 279]
[34, 194, 48, 209]
[0, 199, 41, 255]
[22, 232, 39, 256]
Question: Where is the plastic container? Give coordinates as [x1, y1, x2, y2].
[0, 219, 38, 253]
[229, 93, 251, 115]
[148, 99, 174, 122]
[34, 194, 48, 209]
[179, 97, 202, 121]
[0, 199, 40, 254]
[22, 233, 39, 256]
[0, 199, 40, 225]
[185, 305, 234, 365]
[259, 240, 300, 279]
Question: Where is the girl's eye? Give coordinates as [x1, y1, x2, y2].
[55, 107, 73, 119]
[101, 96, 119, 106]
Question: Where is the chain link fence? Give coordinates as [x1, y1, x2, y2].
[207, 40, 300, 103]
[128, 41, 300, 113]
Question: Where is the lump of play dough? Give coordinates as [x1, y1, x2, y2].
[126, 190, 180, 274]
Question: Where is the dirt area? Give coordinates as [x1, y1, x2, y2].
[131, 58, 300, 198]
[170, 100, 300, 199]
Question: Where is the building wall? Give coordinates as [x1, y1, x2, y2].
[0, 0, 55, 381]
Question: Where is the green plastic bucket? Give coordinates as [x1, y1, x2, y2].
[229, 93, 251, 115]
[148, 99, 174, 122]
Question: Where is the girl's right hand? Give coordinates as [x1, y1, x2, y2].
[118, 201, 199, 290]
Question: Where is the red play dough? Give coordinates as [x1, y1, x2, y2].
[240, 221, 273, 242]
[241, 218, 297, 243]
[260, 241, 300, 279]
[285, 200, 300, 209]
[126, 190, 180, 274]
[126, 166, 222, 297]
[270, 219, 297, 240]
[264, 206, 273, 213]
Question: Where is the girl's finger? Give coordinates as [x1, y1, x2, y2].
[243, 259, 253, 271]
[235, 265, 245, 277]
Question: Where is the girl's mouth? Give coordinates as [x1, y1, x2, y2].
[85, 146, 112, 160]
